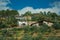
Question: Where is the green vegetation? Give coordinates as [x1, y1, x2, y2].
[0, 9, 18, 28]
[0, 10, 60, 40]
[52, 22, 60, 29]
[23, 11, 60, 30]
[0, 22, 8, 28]
[47, 36, 60, 40]
[0, 25, 59, 40]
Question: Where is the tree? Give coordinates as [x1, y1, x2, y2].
[0, 22, 8, 28]
[0, 10, 5, 17]
[5, 9, 19, 16]
[52, 22, 60, 30]
[0, 9, 19, 28]
[23, 11, 32, 16]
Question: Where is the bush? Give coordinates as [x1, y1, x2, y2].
[23, 26, 39, 33]
[30, 26, 38, 32]
[2, 30, 14, 37]
[23, 26, 30, 33]
[47, 36, 60, 40]
[39, 23, 51, 33]
[21, 33, 32, 40]
[0, 22, 8, 28]
[0, 36, 6, 40]
[32, 33, 43, 40]
[52, 22, 60, 30]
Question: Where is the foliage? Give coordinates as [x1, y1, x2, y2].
[23, 11, 32, 16]
[1, 30, 14, 37]
[6, 16, 17, 27]
[0, 9, 19, 28]
[23, 26, 31, 33]
[21, 33, 32, 40]
[52, 22, 60, 29]
[0, 22, 8, 28]
[0, 9, 19, 17]
[39, 23, 51, 33]
[0, 10, 60, 40]
[32, 33, 43, 40]
[47, 36, 60, 40]
[31, 11, 59, 22]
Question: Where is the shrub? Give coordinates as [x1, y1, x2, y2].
[23, 26, 39, 33]
[12, 28, 22, 31]
[30, 26, 38, 32]
[0, 22, 8, 28]
[39, 23, 51, 33]
[23, 26, 30, 33]
[32, 33, 43, 40]
[21, 33, 32, 40]
[2, 30, 14, 37]
[52, 22, 60, 30]
[0, 36, 6, 40]
[47, 36, 60, 40]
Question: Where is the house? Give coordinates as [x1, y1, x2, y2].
[18, 21, 28, 27]
[15, 14, 32, 21]
[15, 15, 32, 26]
[30, 20, 53, 27]
[15, 14, 53, 27]
[24, 16, 32, 21]
[43, 21, 53, 27]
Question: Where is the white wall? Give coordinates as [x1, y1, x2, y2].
[18, 21, 28, 26]
[43, 21, 53, 27]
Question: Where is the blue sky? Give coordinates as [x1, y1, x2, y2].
[9, 0, 59, 10]
[0, 0, 60, 14]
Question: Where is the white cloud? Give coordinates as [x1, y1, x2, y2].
[0, 0, 11, 10]
[52, 1, 60, 8]
[18, 7, 58, 15]
[50, 1, 60, 14]
[18, 1, 60, 15]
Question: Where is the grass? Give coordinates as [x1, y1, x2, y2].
[0, 26, 60, 40]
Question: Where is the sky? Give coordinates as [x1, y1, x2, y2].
[0, 0, 60, 15]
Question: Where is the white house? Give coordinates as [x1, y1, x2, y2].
[18, 21, 28, 27]
[43, 21, 53, 27]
